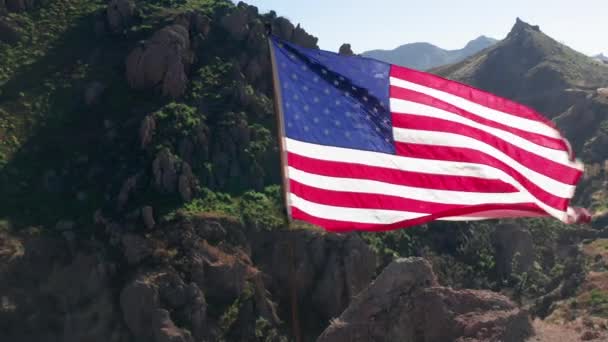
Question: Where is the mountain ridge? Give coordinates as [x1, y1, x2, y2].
[362, 35, 498, 70]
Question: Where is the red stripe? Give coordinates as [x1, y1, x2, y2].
[389, 86, 568, 151]
[290, 203, 547, 232]
[394, 143, 573, 211]
[290, 179, 469, 213]
[287, 152, 519, 193]
[390, 65, 560, 127]
[391, 113, 581, 185]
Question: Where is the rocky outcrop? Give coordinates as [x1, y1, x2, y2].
[339, 43, 354, 56]
[106, 0, 135, 34]
[126, 25, 193, 98]
[152, 148, 197, 201]
[252, 230, 377, 340]
[317, 258, 533, 342]
[492, 223, 535, 279]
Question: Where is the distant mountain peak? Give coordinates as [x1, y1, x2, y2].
[508, 17, 541, 38]
[362, 35, 498, 70]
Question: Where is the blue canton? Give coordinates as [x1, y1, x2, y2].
[271, 36, 394, 154]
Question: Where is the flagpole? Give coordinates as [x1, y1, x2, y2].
[266, 26, 292, 221]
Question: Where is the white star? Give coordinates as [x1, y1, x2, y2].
[295, 114, 300, 120]
[291, 74, 298, 80]
[367, 115, 372, 120]
[301, 65, 308, 71]
[374, 107, 379, 113]
[289, 53, 296, 59]
[335, 120, 341, 127]
[363, 96, 368, 102]
[304, 105, 310, 112]
[324, 129, 330, 135]
[322, 69, 328, 75]
[376, 127, 381, 132]
[335, 100, 341, 105]
[313, 97, 319, 103]
[293, 94, 299, 100]
[313, 117, 319, 123]
[304, 126, 310, 131]
[281, 62, 287, 68]
[345, 91, 350, 97]
[313, 76, 319, 82]
[302, 86, 309, 91]
[345, 131, 351, 138]
[345, 111, 352, 117]
[351, 86, 357, 91]
[339, 76, 345, 81]
[324, 88, 330, 95]
[283, 83, 289, 89]
[287, 121, 292, 127]
[333, 80, 339, 86]
[324, 108, 330, 115]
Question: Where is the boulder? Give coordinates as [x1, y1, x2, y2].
[339, 43, 354, 56]
[126, 25, 193, 98]
[317, 258, 533, 342]
[106, 0, 134, 34]
[139, 114, 157, 149]
[142, 206, 155, 229]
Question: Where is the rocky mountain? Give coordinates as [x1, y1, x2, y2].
[432, 18, 608, 212]
[594, 53, 608, 63]
[1, 2, 608, 342]
[362, 35, 497, 70]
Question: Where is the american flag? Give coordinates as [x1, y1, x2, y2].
[269, 36, 588, 232]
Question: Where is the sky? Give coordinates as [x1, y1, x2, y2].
[238, 0, 606, 56]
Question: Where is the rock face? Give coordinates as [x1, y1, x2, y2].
[126, 25, 193, 98]
[492, 223, 535, 279]
[339, 43, 354, 56]
[106, 0, 135, 34]
[317, 258, 533, 342]
[252, 230, 377, 340]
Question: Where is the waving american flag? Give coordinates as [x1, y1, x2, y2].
[268, 36, 588, 232]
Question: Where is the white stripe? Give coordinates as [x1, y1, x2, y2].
[289, 192, 426, 224]
[390, 77, 561, 139]
[390, 98, 583, 171]
[288, 166, 530, 205]
[285, 137, 568, 221]
[393, 128, 576, 199]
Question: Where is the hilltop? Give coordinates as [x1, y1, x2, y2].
[362, 35, 497, 70]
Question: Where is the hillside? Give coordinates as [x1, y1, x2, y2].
[594, 53, 608, 63]
[433, 18, 608, 212]
[362, 35, 497, 70]
[1, 2, 608, 342]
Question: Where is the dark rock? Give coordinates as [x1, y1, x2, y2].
[106, 0, 134, 34]
[152, 148, 180, 193]
[338, 43, 354, 56]
[117, 174, 139, 210]
[126, 25, 193, 98]
[178, 162, 196, 202]
[317, 258, 533, 342]
[142, 206, 155, 229]
[121, 234, 153, 265]
[84, 81, 105, 106]
[492, 223, 535, 279]
[220, 6, 249, 40]
[139, 115, 157, 149]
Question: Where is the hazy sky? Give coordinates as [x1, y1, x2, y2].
[239, 0, 606, 56]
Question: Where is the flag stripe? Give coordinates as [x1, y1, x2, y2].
[290, 199, 548, 232]
[389, 76, 562, 139]
[389, 86, 568, 151]
[290, 179, 469, 212]
[393, 128, 577, 199]
[287, 137, 570, 218]
[391, 112, 582, 182]
[288, 166, 532, 206]
[390, 97, 581, 169]
[287, 151, 519, 193]
[394, 142, 569, 210]
[390, 65, 561, 128]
